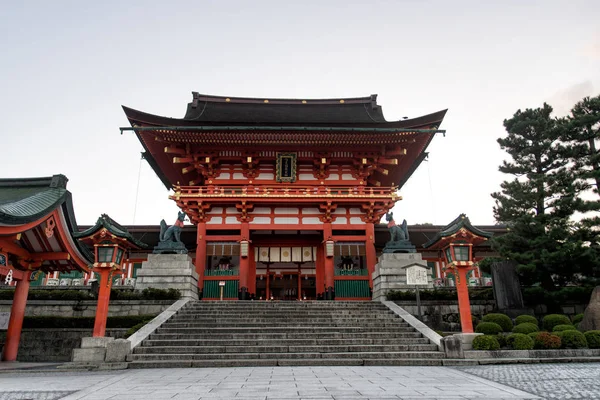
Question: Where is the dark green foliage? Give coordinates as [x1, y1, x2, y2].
[472, 335, 500, 351]
[0, 289, 92, 301]
[482, 313, 513, 332]
[0, 288, 181, 301]
[522, 287, 595, 312]
[506, 333, 534, 350]
[111, 288, 181, 300]
[496, 334, 507, 348]
[125, 318, 154, 337]
[530, 332, 562, 349]
[475, 322, 503, 335]
[512, 322, 539, 335]
[556, 330, 588, 349]
[515, 315, 539, 326]
[584, 331, 600, 348]
[385, 288, 493, 301]
[21, 315, 157, 329]
[572, 313, 585, 325]
[141, 288, 181, 300]
[491, 103, 593, 289]
[552, 324, 577, 332]
[542, 314, 572, 331]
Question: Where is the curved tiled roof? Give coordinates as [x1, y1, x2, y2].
[0, 175, 69, 225]
[74, 214, 148, 249]
[422, 214, 493, 248]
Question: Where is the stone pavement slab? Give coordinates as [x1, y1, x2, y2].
[456, 362, 600, 400]
[0, 366, 540, 400]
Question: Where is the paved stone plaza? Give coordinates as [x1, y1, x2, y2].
[0, 363, 597, 399]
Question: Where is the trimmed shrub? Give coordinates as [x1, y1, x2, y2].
[475, 322, 503, 335]
[515, 315, 538, 326]
[530, 332, 562, 350]
[496, 334, 507, 348]
[553, 324, 577, 332]
[0, 289, 92, 301]
[506, 333, 534, 350]
[584, 331, 600, 349]
[542, 314, 571, 331]
[572, 313, 585, 325]
[482, 313, 513, 332]
[556, 330, 588, 349]
[512, 323, 539, 335]
[472, 335, 500, 351]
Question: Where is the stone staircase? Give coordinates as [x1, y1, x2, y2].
[128, 301, 444, 368]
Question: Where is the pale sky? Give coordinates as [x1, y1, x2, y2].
[1, 1, 599, 227]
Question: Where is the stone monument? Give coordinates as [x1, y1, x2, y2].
[580, 286, 600, 331]
[153, 211, 188, 254]
[135, 212, 198, 299]
[372, 215, 433, 301]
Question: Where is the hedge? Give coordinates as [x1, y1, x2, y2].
[482, 313, 513, 332]
[584, 331, 600, 349]
[385, 288, 493, 301]
[472, 335, 500, 350]
[529, 332, 561, 350]
[506, 333, 534, 350]
[552, 324, 578, 332]
[512, 322, 539, 335]
[475, 322, 503, 335]
[556, 330, 588, 349]
[542, 314, 572, 331]
[0, 288, 180, 301]
[21, 315, 157, 329]
[515, 315, 538, 326]
[523, 286, 594, 307]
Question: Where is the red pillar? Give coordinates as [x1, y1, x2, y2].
[247, 246, 256, 299]
[195, 222, 207, 299]
[323, 222, 335, 300]
[365, 222, 376, 290]
[239, 222, 250, 300]
[315, 246, 324, 300]
[456, 267, 474, 333]
[93, 269, 112, 337]
[2, 278, 30, 361]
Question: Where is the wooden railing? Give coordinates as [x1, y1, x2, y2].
[173, 185, 398, 199]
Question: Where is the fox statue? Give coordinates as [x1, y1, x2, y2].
[159, 211, 186, 243]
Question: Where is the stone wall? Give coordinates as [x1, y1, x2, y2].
[0, 329, 127, 362]
[0, 300, 175, 318]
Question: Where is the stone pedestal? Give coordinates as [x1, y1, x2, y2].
[372, 253, 433, 301]
[71, 337, 130, 368]
[136, 254, 199, 299]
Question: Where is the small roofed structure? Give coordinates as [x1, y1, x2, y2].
[423, 214, 493, 334]
[74, 214, 147, 338]
[0, 174, 93, 361]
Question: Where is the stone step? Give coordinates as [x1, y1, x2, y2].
[168, 318, 408, 325]
[134, 343, 434, 354]
[155, 326, 408, 334]
[161, 322, 414, 329]
[141, 338, 430, 347]
[130, 351, 444, 361]
[149, 332, 423, 340]
[127, 358, 443, 368]
[172, 313, 398, 319]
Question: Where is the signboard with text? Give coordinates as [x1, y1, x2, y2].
[405, 265, 429, 286]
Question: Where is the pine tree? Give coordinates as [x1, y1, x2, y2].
[563, 95, 600, 284]
[491, 104, 586, 289]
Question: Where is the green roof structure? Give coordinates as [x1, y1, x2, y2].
[74, 214, 148, 249]
[423, 214, 493, 249]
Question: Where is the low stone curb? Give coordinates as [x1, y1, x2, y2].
[127, 298, 191, 350]
[465, 348, 600, 359]
[381, 300, 443, 349]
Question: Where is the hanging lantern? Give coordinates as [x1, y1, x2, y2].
[240, 239, 249, 258]
[325, 238, 335, 258]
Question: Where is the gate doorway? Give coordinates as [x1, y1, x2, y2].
[256, 269, 316, 300]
